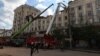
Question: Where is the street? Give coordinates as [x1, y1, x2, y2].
[0, 47, 100, 56]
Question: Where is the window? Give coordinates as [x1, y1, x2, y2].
[70, 7, 74, 11]
[43, 20, 45, 24]
[96, 0, 100, 8]
[65, 22, 67, 26]
[38, 20, 41, 22]
[35, 28, 37, 31]
[58, 23, 61, 27]
[65, 16, 67, 20]
[47, 20, 49, 23]
[78, 6, 82, 10]
[87, 3, 92, 8]
[27, 11, 29, 15]
[38, 26, 41, 30]
[18, 12, 21, 15]
[79, 13, 83, 17]
[87, 11, 94, 21]
[70, 7, 74, 12]
[71, 20, 75, 25]
[79, 13, 83, 23]
[38, 20, 41, 24]
[87, 11, 93, 16]
[58, 17, 61, 21]
[42, 26, 44, 30]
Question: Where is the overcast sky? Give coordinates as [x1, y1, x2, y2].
[0, 0, 71, 29]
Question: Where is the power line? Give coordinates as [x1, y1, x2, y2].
[0, 19, 11, 26]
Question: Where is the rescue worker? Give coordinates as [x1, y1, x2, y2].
[30, 42, 35, 56]
[34, 42, 39, 53]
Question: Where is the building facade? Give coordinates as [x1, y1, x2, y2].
[0, 29, 5, 37]
[55, 9, 68, 29]
[68, 0, 100, 48]
[0, 29, 12, 37]
[68, 0, 100, 26]
[12, 4, 68, 38]
[12, 4, 41, 37]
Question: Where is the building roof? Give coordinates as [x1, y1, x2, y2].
[14, 4, 40, 12]
[0, 29, 12, 34]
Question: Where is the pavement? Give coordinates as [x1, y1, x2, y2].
[69, 48, 100, 53]
[0, 47, 100, 56]
[0, 54, 11, 56]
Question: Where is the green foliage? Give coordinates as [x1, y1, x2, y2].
[72, 25, 100, 40]
[51, 29, 65, 41]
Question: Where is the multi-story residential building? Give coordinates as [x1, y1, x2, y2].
[57, 9, 68, 29]
[5, 30, 12, 37]
[68, 0, 100, 26]
[34, 9, 68, 34]
[12, 4, 41, 37]
[50, 8, 68, 31]
[33, 16, 49, 33]
[0, 29, 5, 37]
[0, 29, 12, 37]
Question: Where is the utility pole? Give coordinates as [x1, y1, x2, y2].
[62, 3, 72, 49]
[67, 6, 73, 49]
